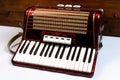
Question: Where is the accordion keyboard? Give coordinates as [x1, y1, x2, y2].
[13, 40, 95, 73]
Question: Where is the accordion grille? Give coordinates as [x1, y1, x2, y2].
[31, 8, 89, 34]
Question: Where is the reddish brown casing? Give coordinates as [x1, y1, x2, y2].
[12, 6, 103, 78]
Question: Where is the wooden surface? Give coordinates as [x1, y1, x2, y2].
[0, 0, 120, 36]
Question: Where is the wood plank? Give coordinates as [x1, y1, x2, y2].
[0, 0, 120, 36]
[103, 18, 120, 36]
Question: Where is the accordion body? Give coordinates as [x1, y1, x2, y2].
[12, 5, 103, 77]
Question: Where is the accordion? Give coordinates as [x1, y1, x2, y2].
[12, 5, 104, 77]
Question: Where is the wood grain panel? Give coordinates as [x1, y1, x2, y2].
[0, 0, 120, 36]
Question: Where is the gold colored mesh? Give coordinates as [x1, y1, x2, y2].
[32, 8, 89, 34]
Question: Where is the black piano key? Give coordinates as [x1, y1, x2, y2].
[83, 47, 88, 62]
[55, 45, 61, 58]
[40, 43, 47, 56]
[19, 40, 27, 53]
[48, 44, 55, 57]
[33, 42, 41, 55]
[29, 42, 37, 55]
[71, 47, 77, 61]
[59, 46, 66, 59]
[44, 44, 51, 57]
[23, 41, 31, 54]
[88, 48, 93, 63]
[66, 46, 72, 60]
[76, 47, 81, 61]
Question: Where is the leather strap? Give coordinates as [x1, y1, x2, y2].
[7, 32, 23, 54]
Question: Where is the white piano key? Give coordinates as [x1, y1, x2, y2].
[58, 46, 70, 69]
[82, 48, 91, 72]
[23, 41, 36, 63]
[74, 47, 81, 71]
[42, 44, 54, 66]
[87, 49, 95, 73]
[49, 45, 60, 67]
[28, 42, 39, 64]
[23, 41, 35, 63]
[23, 53, 34, 63]
[16, 40, 30, 62]
[39, 43, 49, 65]
[45, 44, 53, 57]
[65, 47, 75, 69]
[24, 41, 39, 64]
[54, 45, 64, 67]
[69, 47, 80, 70]
[31, 42, 45, 64]
[13, 40, 26, 61]
[78, 47, 86, 71]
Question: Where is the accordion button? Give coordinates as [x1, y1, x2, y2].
[65, 4, 72, 8]
[57, 4, 64, 8]
[73, 5, 81, 8]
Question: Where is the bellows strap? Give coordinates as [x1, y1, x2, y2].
[7, 32, 23, 54]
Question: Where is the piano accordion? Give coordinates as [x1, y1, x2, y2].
[12, 5, 104, 77]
